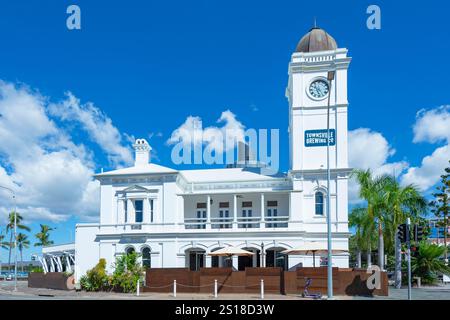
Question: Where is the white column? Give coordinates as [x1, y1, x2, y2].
[118, 199, 124, 224]
[127, 199, 134, 223]
[233, 194, 237, 229]
[143, 197, 150, 223]
[260, 193, 265, 227]
[115, 197, 119, 225]
[206, 195, 211, 229]
[232, 255, 238, 271]
[117, 199, 123, 224]
[206, 255, 212, 268]
[65, 256, 72, 273]
[159, 242, 164, 268]
[260, 245, 264, 267]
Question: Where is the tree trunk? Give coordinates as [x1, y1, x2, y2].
[378, 223, 384, 270]
[367, 244, 372, 267]
[20, 250, 23, 273]
[444, 216, 448, 263]
[357, 250, 362, 268]
[395, 230, 402, 289]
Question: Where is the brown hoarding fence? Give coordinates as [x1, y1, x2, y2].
[144, 267, 388, 296]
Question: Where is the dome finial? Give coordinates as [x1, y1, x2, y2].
[295, 26, 338, 53]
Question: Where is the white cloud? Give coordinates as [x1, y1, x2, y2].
[349, 106, 450, 199]
[401, 145, 450, 191]
[400, 106, 450, 191]
[48, 92, 134, 167]
[0, 80, 128, 223]
[413, 105, 450, 144]
[167, 110, 245, 154]
[348, 128, 409, 203]
[168, 115, 203, 147]
[250, 104, 258, 112]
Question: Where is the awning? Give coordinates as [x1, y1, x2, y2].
[208, 247, 255, 257]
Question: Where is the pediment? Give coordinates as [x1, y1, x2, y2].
[118, 185, 156, 193]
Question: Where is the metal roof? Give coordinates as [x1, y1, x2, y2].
[296, 27, 338, 53]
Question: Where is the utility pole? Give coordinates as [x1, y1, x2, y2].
[326, 70, 335, 300]
[407, 218, 412, 300]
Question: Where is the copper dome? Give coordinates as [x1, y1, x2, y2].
[295, 27, 338, 53]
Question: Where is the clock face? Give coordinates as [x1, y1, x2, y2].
[309, 79, 329, 99]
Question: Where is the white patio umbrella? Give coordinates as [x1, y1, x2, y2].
[208, 246, 255, 257]
[281, 241, 347, 268]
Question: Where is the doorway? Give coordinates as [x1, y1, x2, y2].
[187, 249, 205, 271]
[237, 248, 260, 271]
[265, 248, 288, 270]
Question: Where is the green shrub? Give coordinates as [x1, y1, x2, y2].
[111, 252, 144, 293]
[411, 242, 450, 285]
[30, 266, 44, 273]
[80, 259, 111, 291]
[79, 253, 145, 293]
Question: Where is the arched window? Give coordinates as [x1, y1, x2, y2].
[315, 192, 324, 216]
[142, 247, 151, 269]
[126, 246, 135, 255]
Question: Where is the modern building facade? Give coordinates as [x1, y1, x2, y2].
[43, 26, 352, 282]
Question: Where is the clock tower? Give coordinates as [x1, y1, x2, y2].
[286, 26, 352, 243]
[286, 26, 351, 172]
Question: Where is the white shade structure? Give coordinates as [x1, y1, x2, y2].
[208, 247, 255, 257]
[281, 241, 348, 268]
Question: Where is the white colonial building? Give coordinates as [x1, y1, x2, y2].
[42, 26, 352, 282]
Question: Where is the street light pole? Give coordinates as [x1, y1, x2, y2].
[0, 228, 2, 277]
[261, 242, 265, 268]
[0, 185, 17, 291]
[326, 70, 335, 300]
[407, 218, 412, 300]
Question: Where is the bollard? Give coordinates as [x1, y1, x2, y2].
[136, 280, 140, 296]
[260, 279, 264, 299]
[214, 279, 218, 298]
[173, 280, 177, 298]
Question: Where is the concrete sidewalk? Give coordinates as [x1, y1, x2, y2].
[0, 281, 449, 300]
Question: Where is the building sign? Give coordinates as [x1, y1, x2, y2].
[305, 129, 336, 147]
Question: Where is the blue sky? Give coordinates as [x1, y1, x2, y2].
[0, 0, 449, 260]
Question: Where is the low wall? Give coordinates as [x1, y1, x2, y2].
[144, 268, 283, 294]
[144, 267, 388, 296]
[28, 272, 74, 290]
[145, 268, 193, 293]
[339, 268, 388, 296]
[284, 267, 388, 296]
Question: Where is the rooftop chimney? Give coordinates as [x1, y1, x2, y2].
[133, 138, 151, 167]
[237, 141, 257, 166]
[225, 141, 268, 169]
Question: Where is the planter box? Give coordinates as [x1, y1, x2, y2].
[28, 272, 75, 290]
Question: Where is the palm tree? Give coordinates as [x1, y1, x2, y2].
[0, 234, 9, 250]
[412, 242, 450, 284]
[0, 233, 10, 275]
[6, 211, 30, 271]
[34, 224, 55, 247]
[351, 169, 390, 269]
[16, 233, 30, 273]
[383, 178, 427, 288]
[349, 207, 376, 268]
